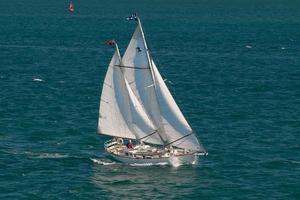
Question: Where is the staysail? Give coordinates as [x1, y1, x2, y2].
[98, 45, 162, 144]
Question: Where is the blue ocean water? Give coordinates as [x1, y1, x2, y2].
[0, 0, 299, 199]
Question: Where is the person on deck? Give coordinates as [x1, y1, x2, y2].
[126, 140, 133, 149]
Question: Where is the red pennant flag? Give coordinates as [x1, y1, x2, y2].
[69, 2, 74, 12]
[105, 40, 115, 46]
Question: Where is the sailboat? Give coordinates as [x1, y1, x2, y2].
[98, 16, 207, 165]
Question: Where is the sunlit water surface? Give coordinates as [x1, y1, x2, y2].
[0, 0, 299, 199]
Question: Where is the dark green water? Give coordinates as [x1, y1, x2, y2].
[0, 0, 299, 199]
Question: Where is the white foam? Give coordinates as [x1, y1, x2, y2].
[290, 160, 300, 164]
[2, 150, 71, 159]
[33, 78, 44, 82]
[130, 162, 169, 167]
[130, 163, 154, 166]
[245, 45, 252, 49]
[91, 158, 116, 165]
[35, 153, 69, 159]
[156, 162, 169, 166]
[191, 156, 199, 165]
[169, 156, 183, 168]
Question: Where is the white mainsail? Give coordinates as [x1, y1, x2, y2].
[121, 21, 168, 143]
[98, 48, 136, 139]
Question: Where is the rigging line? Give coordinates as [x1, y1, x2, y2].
[138, 130, 158, 141]
[97, 131, 136, 140]
[128, 80, 135, 85]
[114, 64, 150, 69]
[163, 132, 193, 147]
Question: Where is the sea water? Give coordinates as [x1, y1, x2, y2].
[0, 0, 299, 199]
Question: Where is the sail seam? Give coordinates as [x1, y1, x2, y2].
[115, 65, 150, 69]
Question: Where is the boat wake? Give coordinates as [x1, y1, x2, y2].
[91, 158, 116, 165]
[169, 156, 183, 167]
[2, 149, 84, 160]
[129, 162, 168, 167]
[34, 153, 70, 159]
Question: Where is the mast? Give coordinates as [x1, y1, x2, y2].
[135, 17, 167, 145]
[136, 18, 157, 87]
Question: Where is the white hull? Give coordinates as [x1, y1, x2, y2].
[108, 152, 197, 166]
[104, 140, 204, 166]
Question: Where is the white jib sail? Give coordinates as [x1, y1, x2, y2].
[151, 61, 204, 151]
[121, 23, 168, 143]
[124, 79, 163, 145]
[98, 49, 136, 139]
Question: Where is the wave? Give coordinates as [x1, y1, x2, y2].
[1, 149, 80, 160]
[91, 158, 116, 165]
[34, 153, 70, 159]
[289, 160, 300, 164]
[0, 44, 100, 52]
[169, 156, 183, 167]
[130, 162, 169, 167]
[33, 78, 44, 82]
